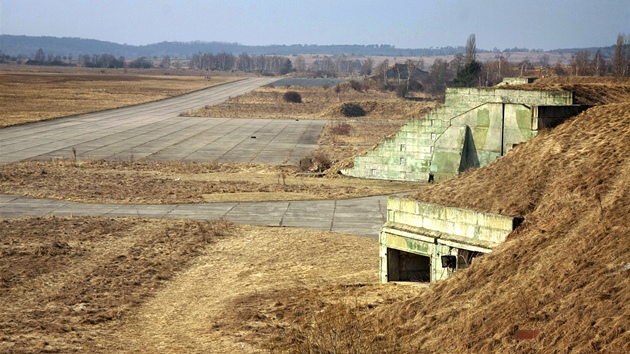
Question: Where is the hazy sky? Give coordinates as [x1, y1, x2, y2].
[1, 0, 629, 50]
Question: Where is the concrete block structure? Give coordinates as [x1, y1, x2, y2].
[342, 86, 585, 182]
[380, 197, 523, 283]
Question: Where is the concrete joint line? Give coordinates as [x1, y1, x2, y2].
[43, 200, 71, 217]
[147, 118, 232, 160]
[279, 202, 291, 227]
[250, 120, 291, 163]
[222, 202, 240, 222]
[330, 199, 338, 232]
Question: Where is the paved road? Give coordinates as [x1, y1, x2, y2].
[0, 77, 393, 238]
[0, 194, 388, 239]
[0, 78, 325, 166]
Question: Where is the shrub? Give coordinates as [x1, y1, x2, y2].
[348, 79, 363, 91]
[340, 103, 366, 117]
[283, 91, 302, 103]
[298, 156, 313, 172]
[329, 122, 352, 136]
[298, 151, 332, 172]
[311, 150, 332, 172]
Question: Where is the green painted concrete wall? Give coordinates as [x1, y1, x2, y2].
[379, 197, 522, 283]
[342, 87, 574, 182]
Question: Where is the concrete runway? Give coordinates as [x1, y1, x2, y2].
[0, 78, 325, 165]
[0, 194, 388, 239]
[0, 77, 393, 238]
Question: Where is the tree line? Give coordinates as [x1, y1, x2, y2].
[423, 33, 630, 96]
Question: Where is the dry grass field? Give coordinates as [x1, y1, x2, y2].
[4, 68, 628, 353]
[0, 67, 240, 127]
[0, 160, 425, 204]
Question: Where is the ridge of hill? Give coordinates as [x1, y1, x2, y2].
[383, 79, 630, 352]
[1, 34, 616, 60]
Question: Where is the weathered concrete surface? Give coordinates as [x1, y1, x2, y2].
[343, 87, 577, 182]
[0, 78, 325, 166]
[0, 194, 388, 238]
[380, 197, 522, 283]
[0, 77, 389, 239]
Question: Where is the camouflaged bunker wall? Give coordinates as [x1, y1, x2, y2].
[342, 87, 575, 182]
[380, 197, 523, 283]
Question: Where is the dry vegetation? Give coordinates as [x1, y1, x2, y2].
[264, 78, 630, 353]
[0, 216, 235, 353]
[0, 160, 424, 203]
[0, 68, 240, 127]
[5, 70, 629, 353]
[0, 218, 418, 353]
[506, 76, 630, 105]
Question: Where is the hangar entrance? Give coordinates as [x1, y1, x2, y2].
[387, 248, 431, 282]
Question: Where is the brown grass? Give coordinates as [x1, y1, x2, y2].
[0, 68, 240, 127]
[0, 216, 235, 353]
[269, 89, 630, 352]
[505, 75, 630, 105]
[184, 84, 436, 120]
[0, 160, 426, 203]
[0, 221, 413, 353]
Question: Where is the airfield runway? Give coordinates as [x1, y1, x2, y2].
[0, 78, 325, 166]
[0, 77, 391, 238]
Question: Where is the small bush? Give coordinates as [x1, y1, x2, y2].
[340, 103, 366, 117]
[348, 80, 363, 92]
[395, 84, 408, 98]
[283, 91, 302, 103]
[311, 151, 332, 172]
[298, 151, 332, 172]
[329, 122, 353, 136]
[298, 156, 313, 172]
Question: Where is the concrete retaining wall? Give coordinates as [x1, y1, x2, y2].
[380, 197, 523, 283]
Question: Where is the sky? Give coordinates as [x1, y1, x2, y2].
[1, 0, 629, 50]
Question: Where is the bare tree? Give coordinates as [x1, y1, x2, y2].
[592, 49, 606, 76]
[612, 33, 629, 76]
[159, 56, 171, 69]
[426, 58, 451, 96]
[450, 53, 465, 75]
[377, 59, 389, 84]
[464, 34, 477, 65]
[294, 55, 307, 73]
[571, 50, 590, 76]
[359, 57, 374, 76]
[538, 54, 550, 68]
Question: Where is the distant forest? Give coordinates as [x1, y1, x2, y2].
[0, 34, 615, 60]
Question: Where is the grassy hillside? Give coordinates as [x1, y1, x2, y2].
[394, 101, 630, 352]
[270, 77, 630, 353]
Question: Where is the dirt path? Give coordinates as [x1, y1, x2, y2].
[104, 226, 381, 353]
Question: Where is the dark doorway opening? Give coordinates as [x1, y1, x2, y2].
[457, 249, 483, 270]
[387, 248, 431, 282]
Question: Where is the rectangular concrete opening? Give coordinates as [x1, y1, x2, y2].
[387, 248, 431, 282]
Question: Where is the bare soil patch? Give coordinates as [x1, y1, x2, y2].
[0, 68, 240, 127]
[0, 160, 425, 204]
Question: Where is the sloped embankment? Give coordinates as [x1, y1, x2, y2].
[383, 102, 630, 352]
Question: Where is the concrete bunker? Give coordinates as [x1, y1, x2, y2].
[342, 83, 589, 182]
[380, 197, 523, 283]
